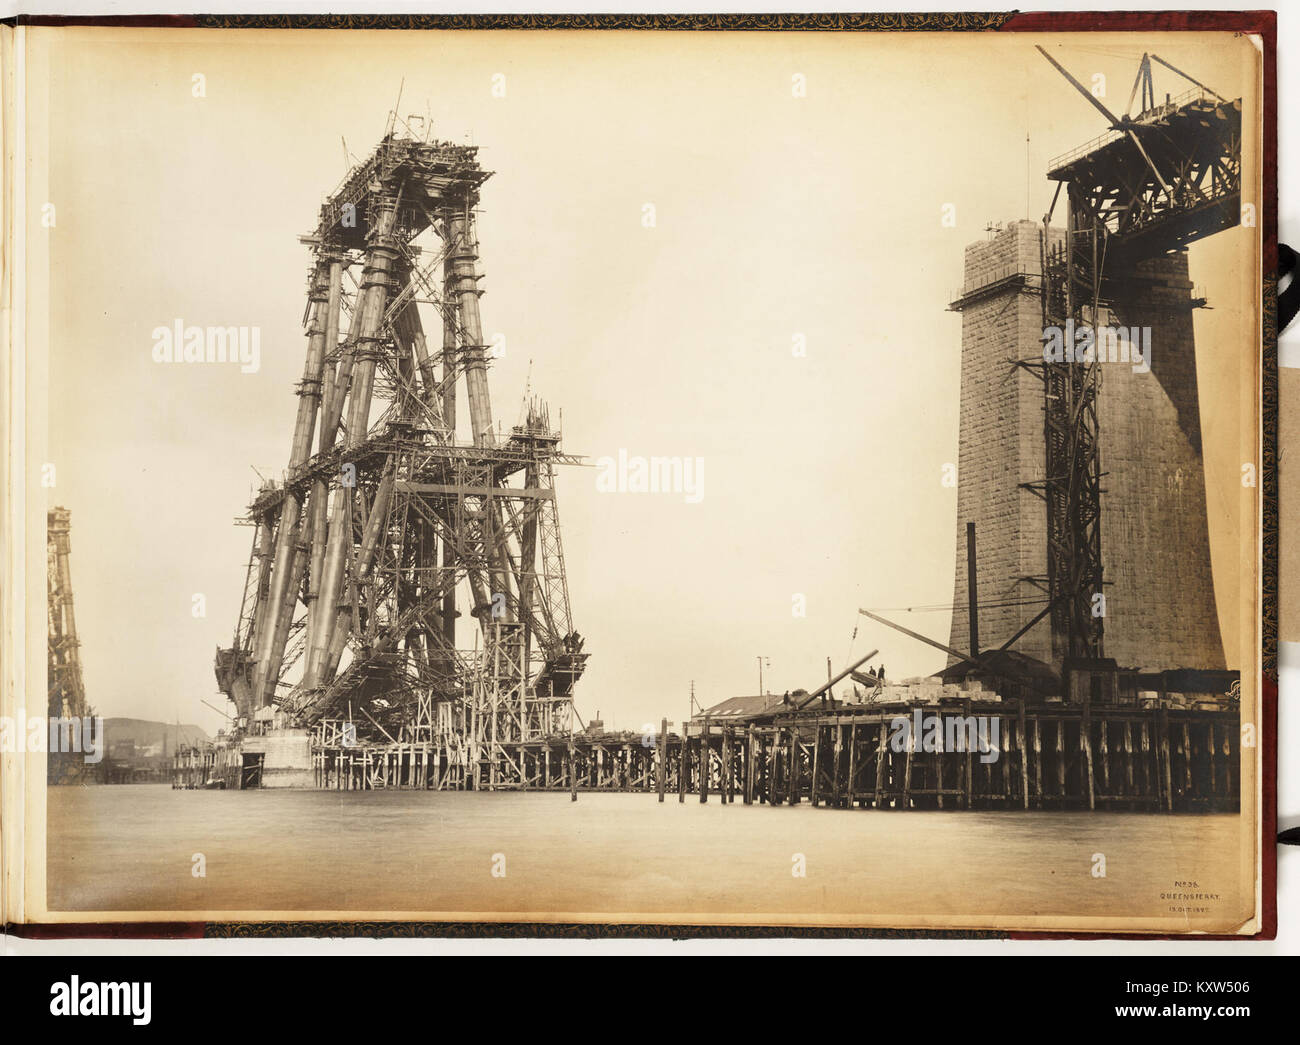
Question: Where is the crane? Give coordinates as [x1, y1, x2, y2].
[1031, 46, 1242, 667]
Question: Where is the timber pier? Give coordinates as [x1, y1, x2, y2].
[176, 696, 1239, 814]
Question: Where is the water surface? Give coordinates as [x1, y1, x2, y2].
[45, 785, 1250, 929]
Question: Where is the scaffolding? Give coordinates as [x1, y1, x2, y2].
[1032, 49, 1242, 665]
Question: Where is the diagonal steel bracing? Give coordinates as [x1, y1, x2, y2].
[216, 128, 587, 788]
[1036, 49, 1243, 664]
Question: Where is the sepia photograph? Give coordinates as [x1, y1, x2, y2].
[2, 12, 1277, 947]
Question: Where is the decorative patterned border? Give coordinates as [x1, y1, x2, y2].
[190, 13, 1015, 31]
[1263, 277, 1278, 682]
[202, 920, 1004, 939]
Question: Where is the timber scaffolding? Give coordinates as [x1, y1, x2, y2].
[284, 695, 1238, 812]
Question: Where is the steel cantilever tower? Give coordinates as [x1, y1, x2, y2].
[48, 507, 93, 782]
[216, 124, 587, 788]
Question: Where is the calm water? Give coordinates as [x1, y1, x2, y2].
[46, 785, 1249, 927]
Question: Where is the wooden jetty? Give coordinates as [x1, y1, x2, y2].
[175, 698, 1239, 812]
[673, 699, 1239, 813]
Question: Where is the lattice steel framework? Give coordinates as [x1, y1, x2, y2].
[48, 507, 90, 722]
[1033, 48, 1242, 662]
[216, 124, 587, 787]
[1038, 197, 1105, 662]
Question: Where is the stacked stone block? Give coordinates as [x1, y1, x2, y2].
[947, 220, 1225, 673]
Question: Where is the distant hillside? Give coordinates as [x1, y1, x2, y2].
[103, 718, 210, 757]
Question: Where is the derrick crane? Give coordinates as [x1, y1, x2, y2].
[1032, 47, 1242, 665]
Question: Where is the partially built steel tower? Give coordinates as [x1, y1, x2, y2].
[48, 506, 90, 720]
[216, 122, 587, 788]
[48, 507, 92, 780]
[948, 52, 1241, 675]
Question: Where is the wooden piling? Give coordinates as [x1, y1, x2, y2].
[1017, 702, 1029, 809]
[1208, 722, 1218, 797]
[766, 730, 779, 804]
[1099, 720, 1109, 796]
[1158, 710, 1173, 811]
[935, 716, 945, 810]
[902, 729, 914, 810]
[1031, 717, 1043, 807]
[788, 726, 800, 806]
[1123, 720, 1134, 796]
[748, 727, 759, 805]
[569, 732, 577, 802]
[1053, 720, 1065, 799]
[1139, 720, 1151, 800]
[1226, 723, 1237, 801]
[1082, 698, 1096, 811]
[700, 728, 709, 804]
[810, 727, 822, 807]
[678, 731, 687, 803]
[832, 722, 844, 807]
[846, 723, 857, 808]
[657, 717, 667, 802]
[1001, 717, 1013, 802]
[723, 726, 734, 804]
[874, 722, 888, 808]
[963, 702, 974, 809]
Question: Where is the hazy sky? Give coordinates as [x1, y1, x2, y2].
[35, 27, 1261, 736]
